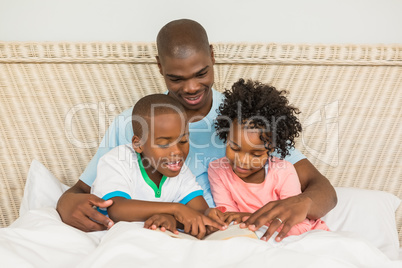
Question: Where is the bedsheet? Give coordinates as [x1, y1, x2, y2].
[1, 207, 401, 268]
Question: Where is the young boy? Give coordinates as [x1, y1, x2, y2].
[91, 94, 225, 239]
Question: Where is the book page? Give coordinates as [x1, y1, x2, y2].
[155, 224, 258, 241]
[203, 224, 258, 241]
[155, 229, 199, 240]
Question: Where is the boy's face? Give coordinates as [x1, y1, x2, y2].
[133, 112, 189, 178]
[225, 120, 270, 182]
[156, 48, 215, 116]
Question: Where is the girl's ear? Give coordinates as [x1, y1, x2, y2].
[132, 135, 143, 153]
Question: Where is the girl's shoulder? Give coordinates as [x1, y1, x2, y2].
[268, 156, 296, 173]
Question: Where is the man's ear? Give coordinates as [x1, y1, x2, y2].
[132, 135, 143, 153]
[209, 45, 215, 65]
[155, 55, 163, 76]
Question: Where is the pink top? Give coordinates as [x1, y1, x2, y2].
[208, 157, 329, 236]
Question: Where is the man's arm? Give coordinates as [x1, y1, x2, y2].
[56, 143, 116, 231]
[56, 108, 133, 231]
[241, 159, 337, 241]
[295, 159, 337, 219]
[194, 172, 216, 207]
[56, 180, 114, 232]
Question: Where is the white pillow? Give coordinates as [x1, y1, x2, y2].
[322, 187, 401, 260]
[19, 159, 69, 216]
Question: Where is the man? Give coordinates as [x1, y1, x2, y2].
[57, 19, 337, 242]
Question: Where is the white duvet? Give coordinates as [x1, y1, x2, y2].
[2, 161, 401, 267]
[1, 207, 401, 268]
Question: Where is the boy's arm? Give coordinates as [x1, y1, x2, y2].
[109, 196, 225, 239]
[108, 195, 209, 221]
[185, 195, 209, 212]
[108, 197, 186, 222]
[242, 159, 337, 241]
[171, 165, 227, 237]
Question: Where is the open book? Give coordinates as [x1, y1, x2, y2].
[156, 224, 258, 241]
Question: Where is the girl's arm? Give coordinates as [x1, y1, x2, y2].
[208, 162, 240, 212]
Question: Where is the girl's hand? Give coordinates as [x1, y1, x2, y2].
[144, 214, 179, 235]
[174, 205, 226, 239]
[204, 207, 228, 235]
[223, 211, 252, 225]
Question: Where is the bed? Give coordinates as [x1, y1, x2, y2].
[0, 42, 401, 267]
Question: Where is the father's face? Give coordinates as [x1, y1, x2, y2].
[157, 48, 215, 112]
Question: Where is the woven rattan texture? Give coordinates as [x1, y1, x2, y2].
[0, 42, 401, 243]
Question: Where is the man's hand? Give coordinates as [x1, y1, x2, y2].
[173, 205, 226, 239]
[240, 194, 312, 242]
[56, 180, 114, 232]
[144, 214, 179, 234]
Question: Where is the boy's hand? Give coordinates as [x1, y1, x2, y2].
[174, 205, 226, 239]
[240, 195, 312, 242]
[144, 214, 179, 235]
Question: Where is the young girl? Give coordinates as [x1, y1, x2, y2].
[207, 78, 329, 241]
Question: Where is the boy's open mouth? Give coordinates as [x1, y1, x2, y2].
[165, 160, 183, 172]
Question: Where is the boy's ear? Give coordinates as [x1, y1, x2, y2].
[132, 135, 143, 153]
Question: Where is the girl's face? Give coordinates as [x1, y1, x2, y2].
[225, 120, 270, 183]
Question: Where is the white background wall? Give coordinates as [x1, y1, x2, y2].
[0, 0, 401, 44]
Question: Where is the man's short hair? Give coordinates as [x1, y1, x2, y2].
[156, 19, 210, 61]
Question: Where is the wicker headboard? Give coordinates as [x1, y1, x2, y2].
[0, 42, 401, 242]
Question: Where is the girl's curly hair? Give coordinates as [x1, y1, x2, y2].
[215, 78, 302, 159]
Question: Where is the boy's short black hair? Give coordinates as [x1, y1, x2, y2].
[132, 94, 186, 139]
[215, 78, 302, 159]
